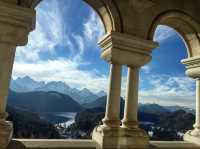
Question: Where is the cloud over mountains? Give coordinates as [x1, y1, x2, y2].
[12, 0, 195, 108]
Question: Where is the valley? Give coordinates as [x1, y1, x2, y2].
[7, 76, 195, 140]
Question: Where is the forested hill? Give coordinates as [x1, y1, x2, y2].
[6, 106, 61, 138]
[7, 90, 83, 113]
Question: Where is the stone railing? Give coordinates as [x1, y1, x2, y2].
[7, 139, 200, 149]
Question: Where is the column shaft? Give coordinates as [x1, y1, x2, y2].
[194, 79, 200, 130]
[103, 63, 122, 127]
[122, 66, 139, 128]
[0, 44, 16, 119]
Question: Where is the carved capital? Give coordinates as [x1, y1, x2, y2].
[0, 1, 36, 45]
[99, 31, 158, 67]
[182, 56, 200, 78]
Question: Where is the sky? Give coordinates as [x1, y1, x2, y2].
[12, 0, 195, 108]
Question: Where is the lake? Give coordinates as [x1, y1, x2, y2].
[39, 112, 77, 128]
[54, 112, 76, 128]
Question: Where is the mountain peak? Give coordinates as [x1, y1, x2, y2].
[81, 88, 91, 93]
[13, 76, 45, 92]
[17, 76, 34, 81]
[10, 76, 102, 105]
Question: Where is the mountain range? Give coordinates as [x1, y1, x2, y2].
[9, 76, 195, 114]
[8, 90, 83, 113]
[83, 96, 195, 114]
[10, 76, 106, 104]
[7, 88, 195, 123]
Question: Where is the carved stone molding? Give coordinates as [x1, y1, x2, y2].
[99, 31, 158, 66]
[0, 1, 36, 45]
[182, 56, 200, 78]
[131, 0, 155, 13]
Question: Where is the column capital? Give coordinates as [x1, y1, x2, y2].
[0, 1, 36, 46]
[99, 31, 158, 67]
[181, 56, 200, 78]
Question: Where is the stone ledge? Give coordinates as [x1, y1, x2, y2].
[150, 141, 200, 149]
[7, 139, 200, 149]
[8, 139, 97, 149]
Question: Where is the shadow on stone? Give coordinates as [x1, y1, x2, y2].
[7, 140, 26, 149]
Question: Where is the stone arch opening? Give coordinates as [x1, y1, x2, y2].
[142, 10, 200, 141]
[9, 0, 109, 139]
[148, 10, 200, 58]
[139, 24, 195, 141]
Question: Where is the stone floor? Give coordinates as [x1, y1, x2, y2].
[7, 139, 200, 149]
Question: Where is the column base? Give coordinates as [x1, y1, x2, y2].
[102, 118, 121, 128]
[0, 120, 13, 149]
[184, 129, 200, 145]
[92, 125, 149, 149]
[122, 120, 139, 129]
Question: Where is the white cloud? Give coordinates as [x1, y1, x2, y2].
[13, 0, 106, 93]
[141, 65, 151, 73]
[12, 59, 108, 93]
[84, 10, 105, 42]
[72, 34, 85, 62]
[16, 0, 75, 62]
[153, 25, 177, 43]
[139, 74, 195, 108]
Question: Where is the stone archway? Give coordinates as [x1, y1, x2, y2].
[148, 10, 200, 58]
[148, 10, 200, 145]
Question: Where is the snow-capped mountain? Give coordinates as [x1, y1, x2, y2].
[73, 88, 99, 104]
[10, 76, 45, 92]
[35, 81, 71, 94]
[165, 106, 195, 114]
[10, 76, 105, 104]
[36, 84, 99, 104]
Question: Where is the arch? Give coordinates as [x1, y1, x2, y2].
[148, 10, 200, 58]
[25, 0, 122, 34]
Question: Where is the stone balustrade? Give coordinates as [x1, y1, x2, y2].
[6, 139, 200, 149]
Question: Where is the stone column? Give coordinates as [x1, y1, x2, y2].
[0, 45, 16, 115]
[182, 56, 200, 145]
[0, 44, 16, 149]
[192, 78, 200, 134]
[0, 2, 36, 148]
[92, 31, 157, 149]
[122, 66, 139, 129]
[102, 63, 122, 128]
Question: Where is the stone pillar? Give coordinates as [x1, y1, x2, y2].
[0, 2, 36, 148]
[0, 45, 16, 149]
[102, 63, 122, 128]
[182, 56, 200, 145]
[92, 31, 157, 149]
[122, 66, 139, 129]
[192, 78, 200, 134]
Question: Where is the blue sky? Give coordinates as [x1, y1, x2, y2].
[12, 0, 195, 108]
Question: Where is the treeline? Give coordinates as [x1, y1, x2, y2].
[6, 106, 61, 139]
